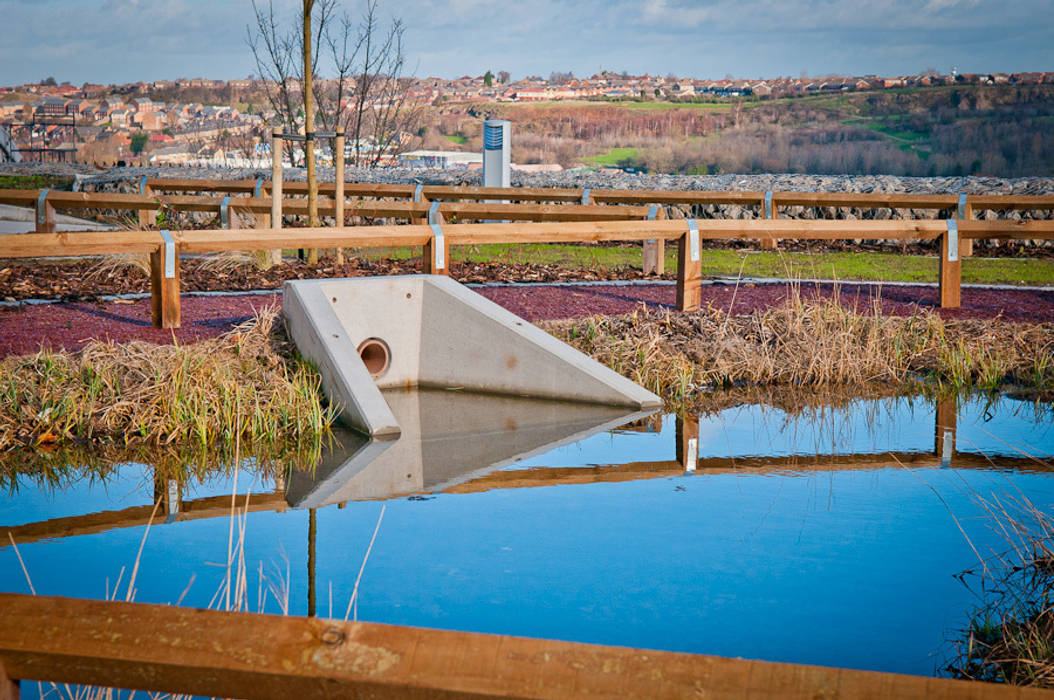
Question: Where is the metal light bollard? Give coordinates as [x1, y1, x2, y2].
[428, 201, 445, 270]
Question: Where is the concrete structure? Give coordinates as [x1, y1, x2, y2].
[282, 275, 662, 437]
[285, 389, 652, 508]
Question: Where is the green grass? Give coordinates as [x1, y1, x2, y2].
[583, 147, 639, 166]
[444, 134, 467, 145]
[0, 174, 74, 190]
[348, 243, 1054, 287]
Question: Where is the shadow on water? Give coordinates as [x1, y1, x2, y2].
[1, 387, 1053, 683]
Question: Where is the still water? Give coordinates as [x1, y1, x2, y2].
[2, 390, 1053, 680]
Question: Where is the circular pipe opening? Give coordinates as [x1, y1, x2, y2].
[357, 338, 391, 378]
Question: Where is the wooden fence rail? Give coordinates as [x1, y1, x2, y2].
[0, 594, 1042, 699]
[2, 218, 1052, 329]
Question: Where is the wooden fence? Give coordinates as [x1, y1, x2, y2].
[2, 217, 1052, 329]
[0, 593, 1044, 699]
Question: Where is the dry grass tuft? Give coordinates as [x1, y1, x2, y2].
[948, 495, 1054, 687]
[0, 306, 336, 453]
[542, 289, 1054, 408]
[86, 253, 151, 279]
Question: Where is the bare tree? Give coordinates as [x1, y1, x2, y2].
[247, 0, 419, 169]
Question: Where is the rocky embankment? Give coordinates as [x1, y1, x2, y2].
[2, 162, 1052, 231]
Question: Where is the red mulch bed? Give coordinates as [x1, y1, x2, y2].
[2, 282, 1053, 359]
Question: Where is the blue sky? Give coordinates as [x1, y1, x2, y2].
[0, 0, 1050, 85]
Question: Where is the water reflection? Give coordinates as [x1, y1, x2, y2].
[1, 390, 1052, 680]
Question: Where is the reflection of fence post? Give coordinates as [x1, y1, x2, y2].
[676, 414, 699, 473]
[939, 219, 961, 309]
[759, 191, 778, 250]
[642, 204, 665, 275]
[268, 128, 283, 266]
[676, 219, 702, 311]
[333, 128, 345, 264]
[935, 395, 957, 468]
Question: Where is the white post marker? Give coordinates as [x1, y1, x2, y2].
[687, 219, 700, 262]
[428, 201, 445, 270]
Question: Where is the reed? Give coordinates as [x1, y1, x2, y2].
[542, 289, 1054, 408]
[946, 494, 1054, 687]
[0, 306, 337, 453]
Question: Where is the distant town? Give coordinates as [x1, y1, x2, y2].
[1, 69, 1051, 170]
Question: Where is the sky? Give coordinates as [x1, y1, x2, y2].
[0, 0, 1050, 86]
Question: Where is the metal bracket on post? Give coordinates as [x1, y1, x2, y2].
[139, 176, 149, 195]
[36, 189, 49, 224]
[957, 193, 967, 220]
[946, 219, 959, 262]
[687, 219, 700, 262]
[413, 184, 424, 202]
[220, 194, 231, 229]
[647, 204, 659, 221]
[763, 191, 773, 219]
[941, 430, 954, 468]
[581, 188, 591, 206]
[159, 229, 176, 278]
[253, 179, 264, 199]
[428, 201, 445, 270]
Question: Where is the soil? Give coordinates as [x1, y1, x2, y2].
[0, 257, 671, 303]
[3, 281, 1053, 360]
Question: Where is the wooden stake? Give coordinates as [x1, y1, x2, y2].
[960, 197, 974, 257]
[150, 241, 181, 329]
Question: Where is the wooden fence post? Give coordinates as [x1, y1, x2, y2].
[0, 659, 18, 700]
[958, 193, 974, 257]
[424, 202, 448, 276]
[34, 189, 54, 233]
[333, 128, 345, 263]
[759, 191, 777, 250]
[268, 128, 283, 266]
[137, 176, 156, 230]
[150, 230, 181, 329]
[642, 204, 665, 275]
[676, 220, 702, 312]
[939, 219, 961, 309]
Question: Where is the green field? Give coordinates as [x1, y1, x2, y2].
[346, 243, 1054, 287]
[444, 134, 467, 145]
[583, 147, 639, 166]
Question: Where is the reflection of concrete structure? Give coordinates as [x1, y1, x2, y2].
[283, 276, 662, 437]
[285, 389, 653, 508]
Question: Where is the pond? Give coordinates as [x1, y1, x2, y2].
[2, 389, 1053, 684]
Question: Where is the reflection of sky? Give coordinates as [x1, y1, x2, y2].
[1, 392, 1053, 685]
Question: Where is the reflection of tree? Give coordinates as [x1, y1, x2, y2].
[247, 0, 421, 168]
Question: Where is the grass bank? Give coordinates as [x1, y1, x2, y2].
[350, 244, 1053, 287]
[541, 290, 1054, 408]
[0, 307, 335, 453]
